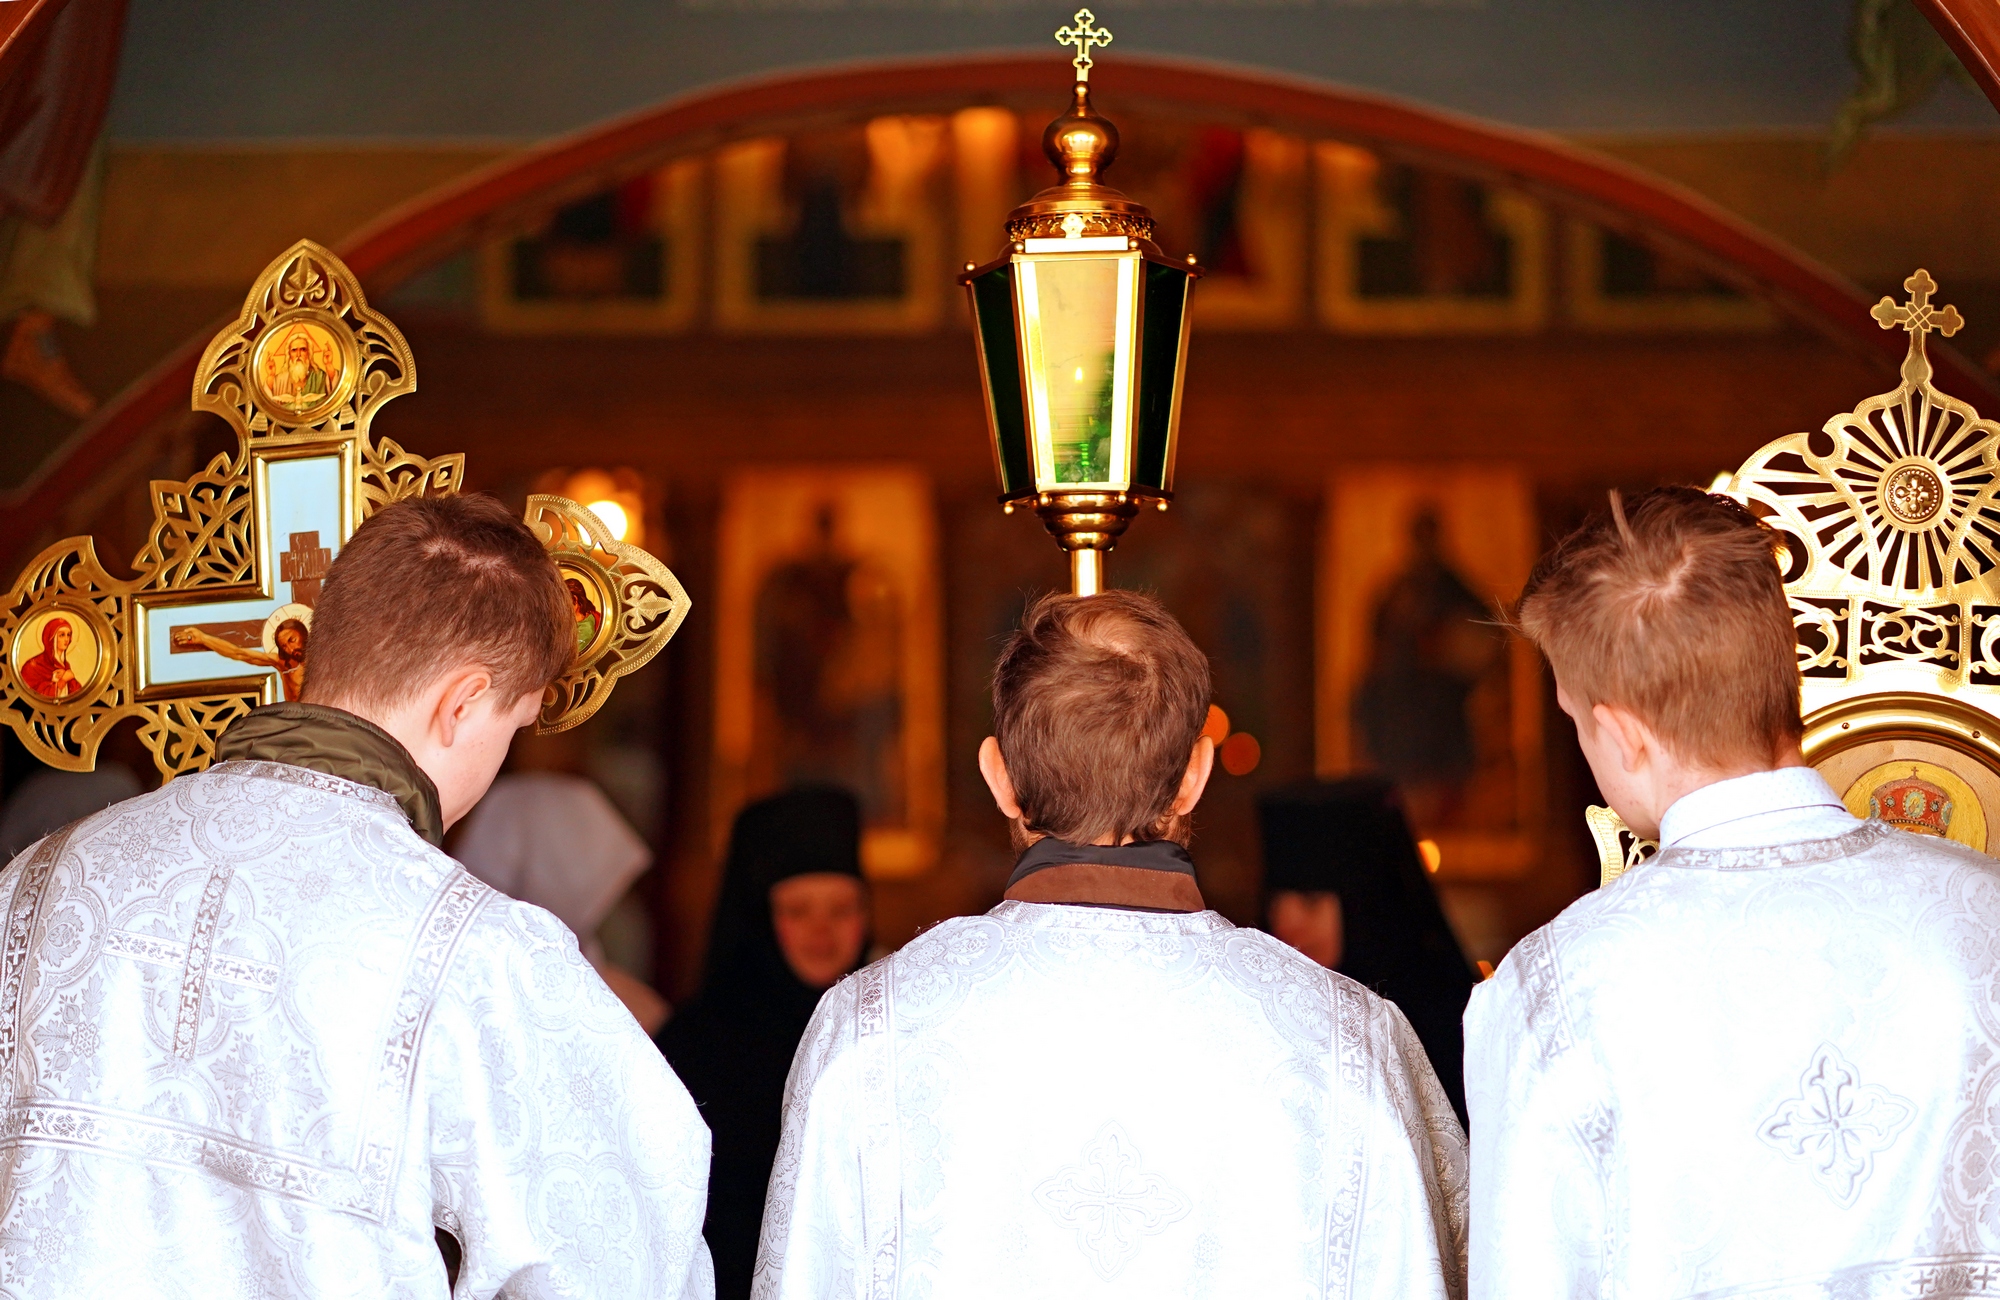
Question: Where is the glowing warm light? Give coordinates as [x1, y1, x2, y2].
[1219, 731, 1261, 776]
[1073, 366, 1085, 382]
[1476, 959, 1495, 980]
[1417, 839, 1442, 873]
[1201, 704, 1230, 746]
[586, 499, 630, 541]
[1708, 472, 1733, 493]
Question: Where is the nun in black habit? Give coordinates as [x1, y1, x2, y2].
[655, 786, 870, 1300]
[1258, 777, 1478, 1125]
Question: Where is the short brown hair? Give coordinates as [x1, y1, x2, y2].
[304, 494, 572, 711]
[992, 590, 1211, 844]
[1515, 486, 1801, 768]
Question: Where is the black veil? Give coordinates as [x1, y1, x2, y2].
[1258, 777, 1478, 1124]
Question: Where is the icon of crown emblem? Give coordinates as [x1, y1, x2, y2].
[1866, 769, 1954, 837]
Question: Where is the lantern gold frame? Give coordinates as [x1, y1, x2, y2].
[959, 9, 1199, 595]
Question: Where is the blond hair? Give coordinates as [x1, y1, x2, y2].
[1515, 486, 1801, 768]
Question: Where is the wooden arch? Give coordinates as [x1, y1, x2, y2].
[10, 53, 1991, 564]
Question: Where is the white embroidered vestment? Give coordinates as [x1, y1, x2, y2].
[755, 901, 1466, 1299]
[1467, 768, 2000, 1298]
[0, 760, 712, 1298]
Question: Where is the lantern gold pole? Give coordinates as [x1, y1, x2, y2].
[1071, 548, 1103, 597]
[1036, 488, 1139, 597]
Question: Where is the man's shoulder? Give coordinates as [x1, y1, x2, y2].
[876, 908, 1402, 1052]
[20, 763, 466, 956]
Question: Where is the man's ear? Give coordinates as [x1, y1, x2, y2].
[1170, 735, 1216, 817]
[431, 666, 495, 749]
[978, 736, 1024, 821]
[1590, 701, 1653, 775]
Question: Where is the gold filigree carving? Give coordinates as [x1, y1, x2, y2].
[1720, 271, 2000, 722]
[528, 495, 692, 735]
[0, 240, 688, 780]
[1586, 804, 1657, 888]
[1005, 211, 1156, 242]
[1595, 271, 2000, 871]
[1792, 596, 1850, 676]
[193, 240, 414, 442]
[360, 435, 463, 516]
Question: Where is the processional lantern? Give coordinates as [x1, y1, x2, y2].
[1592, 269, 2000, 884]
[0, 239, 690, 779]
[958, 9, 1200, 596]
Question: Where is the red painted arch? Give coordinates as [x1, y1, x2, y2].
[9, 52, 1987, 564]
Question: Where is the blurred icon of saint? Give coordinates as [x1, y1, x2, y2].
[751, 504, 903, 826]
[1352, 509, 1506, 829]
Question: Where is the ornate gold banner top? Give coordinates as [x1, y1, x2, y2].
[1592, 269, 2000, 881]
[1, 240, 689, 781]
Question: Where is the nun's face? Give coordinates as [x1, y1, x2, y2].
[1269, 890, 1343, 969]
[770, 873, 869, 989]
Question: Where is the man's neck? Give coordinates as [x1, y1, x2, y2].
[1001, 835, 1205, 912]
[1658, 763, 1849, 850]
[1004, 863, 1204, 911]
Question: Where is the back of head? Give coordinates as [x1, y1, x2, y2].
[305, 494, 573, 713]
[1515, 486, 1800, 769]
[992, 590, 1211, 844]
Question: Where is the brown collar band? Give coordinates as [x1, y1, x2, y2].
[1003, 861, 1205, 912]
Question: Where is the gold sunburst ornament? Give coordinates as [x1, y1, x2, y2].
[0, 239, 690, 779]
[1593, 270, 2000, 884]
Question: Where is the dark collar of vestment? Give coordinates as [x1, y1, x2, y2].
[214, 702, 444, 847]
[1003, 836, 1204, 913]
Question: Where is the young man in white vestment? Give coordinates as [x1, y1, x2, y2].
[0, 496, 712, 1298]
[756, 591, 1466, 1299]
[1469, 487, 2000, 1298]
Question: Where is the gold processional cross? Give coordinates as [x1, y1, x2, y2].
[1871, 268, 1964, 341]
[1871, 268, 1964, 387]
[1056, 8, 1112, 81]
[0, 240, 690, 779]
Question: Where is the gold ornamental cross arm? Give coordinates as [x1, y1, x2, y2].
[1871, 268, 1963, 339]
[1056, 8, 1112, 81]
[0, 239, 689, 781]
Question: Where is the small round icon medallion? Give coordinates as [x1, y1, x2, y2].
[1883, 463, 1944, 526]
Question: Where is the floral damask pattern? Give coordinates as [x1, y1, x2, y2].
[756, 902, 1466, 1299]
[1469, 810, 2000, 1296]
[0, 1176, 86, 1290]
[31, 974, 105, 1089]
[0, 762, 713, 1299]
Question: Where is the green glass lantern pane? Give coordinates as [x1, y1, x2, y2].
[1027, 258, 1124, 487]
[1135, 261, 1193, 494]
[968, 265, 1033, 498]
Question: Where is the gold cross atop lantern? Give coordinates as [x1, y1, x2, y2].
[1, 240, 690, 780]
[958, 9, 1200, 596]
[1591, 269, 2000, 883]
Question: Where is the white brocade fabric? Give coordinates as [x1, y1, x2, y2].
[755, 901, 1467, 1300]
[1467, 782, 2000, 1299]
[0, 760, 712, 1299]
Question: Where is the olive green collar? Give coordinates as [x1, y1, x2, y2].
[213, 702, 444, 846]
